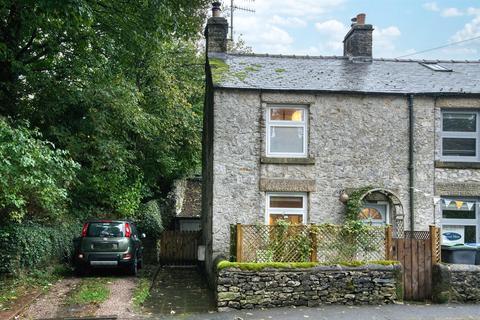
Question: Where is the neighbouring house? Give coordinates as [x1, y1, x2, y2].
[172, 176, 202, 231]
[202, 3, 480, 278]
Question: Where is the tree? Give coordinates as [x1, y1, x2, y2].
[0, 0, 209, 221]
[0, 118, 79, 224]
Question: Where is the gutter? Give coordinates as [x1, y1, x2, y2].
[408, 94, 415, 232]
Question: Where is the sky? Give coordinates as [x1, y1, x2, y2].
[221, 0, 480, 60]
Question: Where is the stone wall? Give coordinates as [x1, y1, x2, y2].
[433, 263, 480, 303]
[216, 264, 402, 311]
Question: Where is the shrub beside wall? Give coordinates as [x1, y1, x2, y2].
[433, 263, 480, 303]
[0, 223, 80, 275]
[217, 262, 402, 311]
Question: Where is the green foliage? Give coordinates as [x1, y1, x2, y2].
[67, 278, 110, 305]
[0, 222, 80, 275]
[134, 199, 165, 239]
[346, 186, 373, 221]
[217, 260, 399, 271]
[132, 278, 151, 308]
[0, 0, 209, 221]
[0, 118, 79, 223]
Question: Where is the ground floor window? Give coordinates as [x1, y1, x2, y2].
[359, 201, 389, 225]
[441, 198, 479, 245]
[265, 192, 307, 225]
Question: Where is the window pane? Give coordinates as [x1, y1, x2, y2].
[270, 108, 304, 121]
[269, 214, 303, 225]
[465, 226, 476, 243]
[270, 126, 304, 154]
[442, 138, 476, 157]
[270, 196, 303, 208]
[443, 113, 476, 132]
[442, 210, 476, 219]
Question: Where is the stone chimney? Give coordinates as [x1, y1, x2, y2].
[343, 13, 373, 61]
[205, 2, 228, 54]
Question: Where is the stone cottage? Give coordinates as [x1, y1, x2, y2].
[202, 4, 480, 277]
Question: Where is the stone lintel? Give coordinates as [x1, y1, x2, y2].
[436, 182, 480, 197]
[260, 156, 315, 165]
[259, 178, 316, 192]
[436, 98, 480, 109]
[435, 160, 480, 169]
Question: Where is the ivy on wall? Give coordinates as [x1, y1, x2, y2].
[345, 186, 374, 222]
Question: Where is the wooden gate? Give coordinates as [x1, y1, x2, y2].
[158, 231, 201, 265]
[390, 225, 441, 301]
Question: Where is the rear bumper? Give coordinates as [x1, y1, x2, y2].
[74, 252, 134, 268]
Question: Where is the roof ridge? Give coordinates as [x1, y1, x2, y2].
[226, 52, 480, 63]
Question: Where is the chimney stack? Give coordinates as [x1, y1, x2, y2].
[343, 13, 373, 61]
[205, 2, 228, 54]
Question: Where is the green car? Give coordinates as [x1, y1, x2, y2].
[73, 220, 145, 276]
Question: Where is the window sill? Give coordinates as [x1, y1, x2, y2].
[261, 156, 315, 165]
[435, 160, 480, 169]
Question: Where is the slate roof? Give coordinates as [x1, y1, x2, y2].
[177, 178, 202, 218]
[211, 53, 480, 94]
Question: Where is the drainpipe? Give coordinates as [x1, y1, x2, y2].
[408, 94, 415, 232]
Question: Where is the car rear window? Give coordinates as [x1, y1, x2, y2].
[87, 222, 125, 237]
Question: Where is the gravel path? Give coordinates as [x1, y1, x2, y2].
[20, 277, 81, 319]
[95, 277, 141, 319]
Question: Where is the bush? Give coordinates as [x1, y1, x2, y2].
[0, 118, 79, 223]
[0, 222, 80, 275]
[134, 200, 165, 239]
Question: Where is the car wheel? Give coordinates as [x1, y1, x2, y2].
[137, 258, 143, 270]
[74, 265, 88, 277]
[128, 255, 138, 276]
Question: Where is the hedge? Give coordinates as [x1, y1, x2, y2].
[0, 222, 80, 275]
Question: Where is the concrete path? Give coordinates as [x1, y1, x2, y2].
[153, 304, 480, 320]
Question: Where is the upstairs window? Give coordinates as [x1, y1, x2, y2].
[441, 111, 479, 162]
[266, 105, 307, 157]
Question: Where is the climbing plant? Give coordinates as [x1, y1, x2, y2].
[345, 186, 374, 221]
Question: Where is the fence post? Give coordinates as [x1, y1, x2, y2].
[236, 223, 243, 262]
[310, 225, 318, 262]
[429, 225, 440, 265]
[385, 225, 393, 260]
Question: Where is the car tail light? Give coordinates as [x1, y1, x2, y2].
[81, 223, 89, 237]
[125, 223, 131, 238]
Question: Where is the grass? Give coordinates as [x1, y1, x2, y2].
[132, 278, 150, 308]
[67, 278, 110, 306]
[0, 264, 70, 311]
[217, 260, 400, 271]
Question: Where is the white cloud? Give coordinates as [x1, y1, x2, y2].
[423, 2, 439, 12]
[467, 7, 480, 16]
[230, 0, 345, 54]
[269, 15, 307, 28]
[441, 7, 463, 17]
[373, 26, 402, 57]
[451, 15, 480, 42]
[315, 19, 349, 35]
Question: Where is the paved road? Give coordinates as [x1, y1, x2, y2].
[154, 304, 480, 320]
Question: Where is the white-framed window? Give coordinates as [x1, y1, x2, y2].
[265, 192, 307, 225]
[266, 105, 308, 158]
[440, 198, 479, 245]
[359, 201, 389, 226]
[441, 110, 480, 162]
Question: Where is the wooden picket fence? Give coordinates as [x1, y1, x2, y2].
[158, 230, 201, 265]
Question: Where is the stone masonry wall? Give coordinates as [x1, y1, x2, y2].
[433, 263, 480, 303]
[216, 264, 402, 311]
[211, 90, 431, 260]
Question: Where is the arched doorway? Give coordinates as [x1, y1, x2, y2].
[356, 188, 405, 237]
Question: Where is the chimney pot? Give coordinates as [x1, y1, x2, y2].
[356, 13, 366, 25]
[212, 1, 222, 17]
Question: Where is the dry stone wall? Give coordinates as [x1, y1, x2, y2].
[433, 263, 480, 303]
[216, 264, 402, 311]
